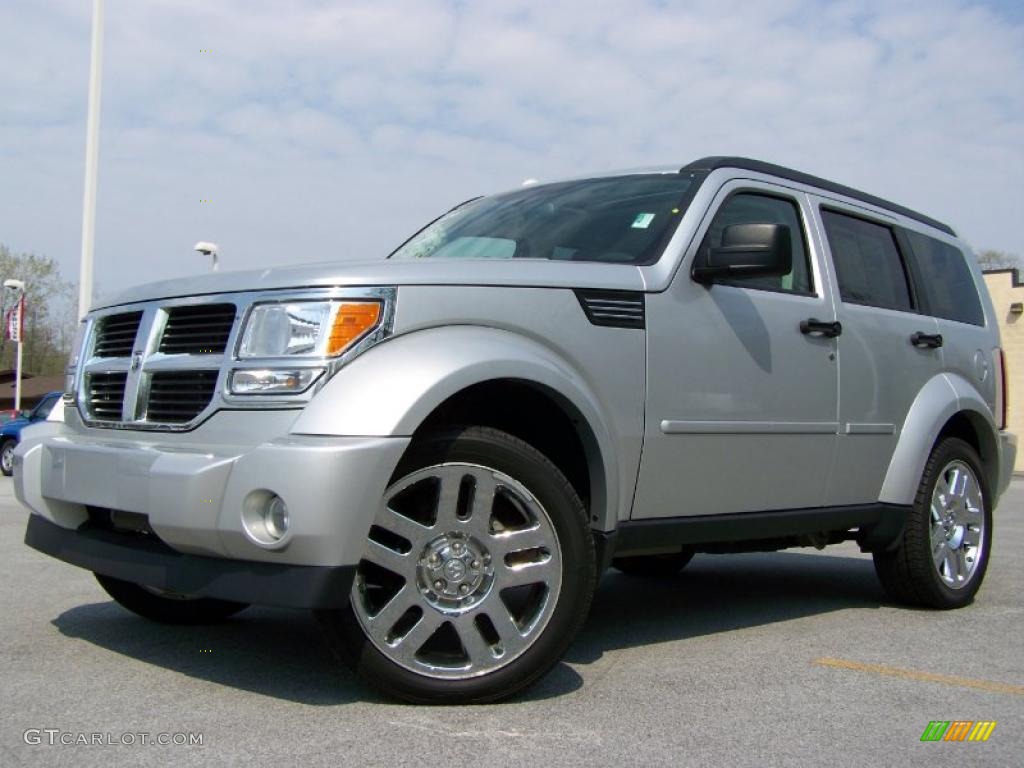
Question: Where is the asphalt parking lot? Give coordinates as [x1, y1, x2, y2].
[1, 476, 1021, 767]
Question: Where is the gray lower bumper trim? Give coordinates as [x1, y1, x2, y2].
[24, 515, 355, 610]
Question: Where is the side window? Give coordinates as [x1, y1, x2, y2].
[821, 210, 913, 312]
[699, 192, 813, 294]
[904, 231, 984, 326]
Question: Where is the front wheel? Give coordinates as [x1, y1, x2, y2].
[95, 573, 249, 624]
[317, 426, 596, 704]
[873, 437, 992, 609]
[1, 439, 16, 476]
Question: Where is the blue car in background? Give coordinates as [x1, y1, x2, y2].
[1, 392, 61, 477]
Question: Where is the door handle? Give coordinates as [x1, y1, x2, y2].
[799, 318, 842, 338]
[910, 331, 943, 349]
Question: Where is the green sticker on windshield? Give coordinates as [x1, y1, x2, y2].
[632, 212, 655, 229]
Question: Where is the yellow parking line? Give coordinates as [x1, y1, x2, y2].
[813, 657, 1024, 696]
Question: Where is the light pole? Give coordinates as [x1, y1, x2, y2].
[194, 241, 220, 272]
[79, 0, 105, 320]
[4, 279, 26, 413]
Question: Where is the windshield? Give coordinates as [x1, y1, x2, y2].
[389, 174, 697, 265]
[31, 395, 57, 421]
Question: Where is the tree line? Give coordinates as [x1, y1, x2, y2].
[976, 249, 1021, 271]
[0, 244, 77, 376]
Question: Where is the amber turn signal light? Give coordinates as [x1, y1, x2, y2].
[327, 302, 382, 355]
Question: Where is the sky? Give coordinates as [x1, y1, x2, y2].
[1, 0, 1023, 298]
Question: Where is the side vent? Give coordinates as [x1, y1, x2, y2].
[574, 290, 645, 329]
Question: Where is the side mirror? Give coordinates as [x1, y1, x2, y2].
[693, 223, 792, 284]
[21, 410, 31, 420]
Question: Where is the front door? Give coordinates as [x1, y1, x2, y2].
[633, 182, 839, 519]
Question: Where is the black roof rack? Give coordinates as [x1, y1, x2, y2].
[680, 156, 955, 236]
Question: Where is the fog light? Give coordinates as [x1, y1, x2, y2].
[265, 495, 289, 540]
[242, 490, 290, 545]
[229, 368, 322, 395]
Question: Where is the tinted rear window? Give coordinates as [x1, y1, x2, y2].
[904, 231, 984, 326]
[821, 210, 913, 312]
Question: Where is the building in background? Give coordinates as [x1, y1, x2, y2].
[0, 370, 63, 412]
[983, 269, 1024, 472]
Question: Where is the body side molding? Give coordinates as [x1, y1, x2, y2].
[661, 420, 838, 435]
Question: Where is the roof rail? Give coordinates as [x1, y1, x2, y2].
[681, 156, 955, 236]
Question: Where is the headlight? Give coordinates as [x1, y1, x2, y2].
[238, 300, 381, 359]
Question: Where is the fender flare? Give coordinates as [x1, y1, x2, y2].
[290, 326, 620, 530]
[880, 373, 999, 505]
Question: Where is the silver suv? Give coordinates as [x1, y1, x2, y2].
[16, 157, 1016, 703]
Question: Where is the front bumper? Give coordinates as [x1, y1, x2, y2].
[15, 411, 410, 605]
[24, 514, 355, 609]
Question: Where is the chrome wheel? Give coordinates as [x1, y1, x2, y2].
[1, 442, 15, 474]
[352, 462, 563, 680]
[929, 460, 985, 589]
[874, 437, 990, 610]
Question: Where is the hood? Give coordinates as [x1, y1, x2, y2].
[94, 258, 647, 310]
[1, 417, 29, 434]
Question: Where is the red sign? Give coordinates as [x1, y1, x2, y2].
[6, 297, 24, 342]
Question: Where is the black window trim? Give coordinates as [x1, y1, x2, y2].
[819, 204, 923, 316]
[692, 187, 818, 299]
[682, 157, 955, 236]
[892, 227, 931, 316]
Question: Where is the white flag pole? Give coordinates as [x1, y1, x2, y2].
[14, 297, 24, 412]
[78, 0, 105, 321]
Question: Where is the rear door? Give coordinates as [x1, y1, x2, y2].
[814, 203, 944, 505]
[901, 229, 997, 417]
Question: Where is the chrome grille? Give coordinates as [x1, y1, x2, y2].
[146, 371, 219, 423]
[86, 372, 128, 420]
[159, 304, 236, 355]
[75, 287, 393, 431]
[93, 312, 143, 357]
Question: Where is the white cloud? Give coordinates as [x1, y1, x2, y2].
[0, 0, 1022, 294]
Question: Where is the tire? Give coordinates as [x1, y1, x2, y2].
[94, 573, 249, 624]
[317, 426, 596, 704]
[1, 439, 16, 477]
[873, 437, 992, 609]
[613, 550, 694, 578]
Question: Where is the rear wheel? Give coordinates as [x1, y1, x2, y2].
[873, 437, 991, 609]
[94, 573, 249, 624]
[317, 426, 595, 704]
[613, 550, 694, 577]
[1, 439, 16, 476]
